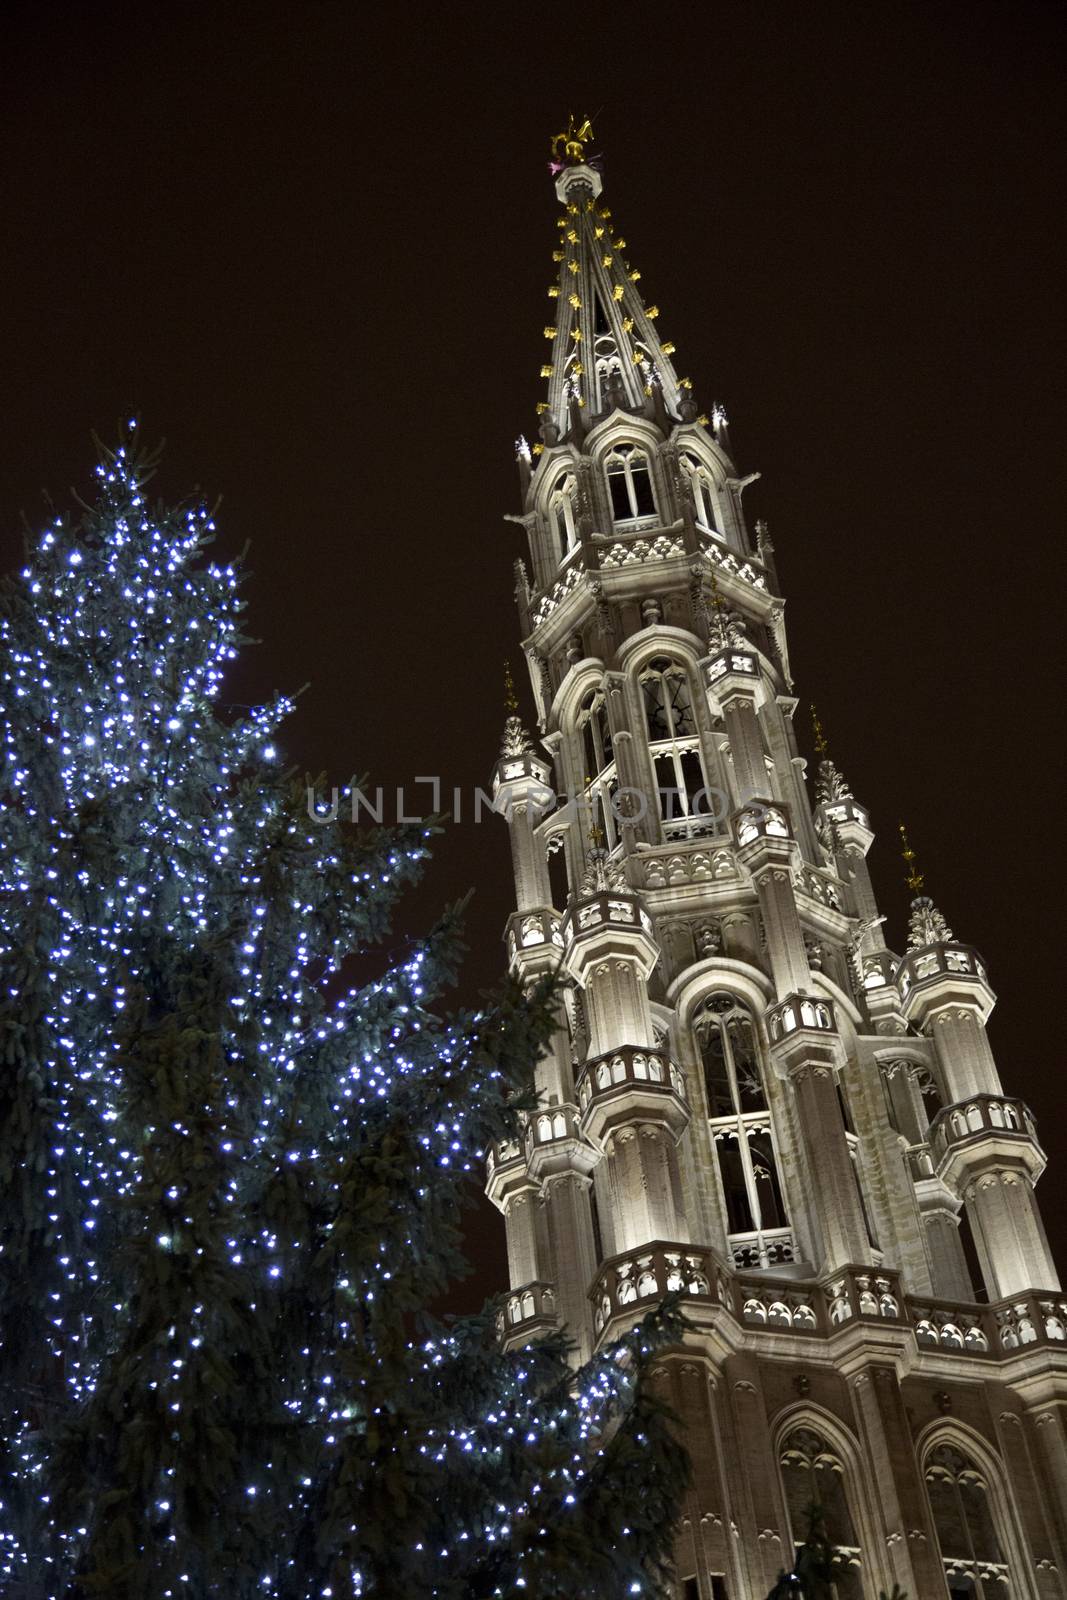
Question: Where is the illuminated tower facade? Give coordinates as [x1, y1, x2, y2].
[486, 125, 1067, 1600]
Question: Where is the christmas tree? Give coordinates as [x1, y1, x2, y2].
[0, 433, 688, 1598]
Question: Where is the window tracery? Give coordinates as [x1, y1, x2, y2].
[576, 688, 619, 849]
[695, 994, 792, 1268]
[779, 1426, 865, 1599]
[547, 472, 577, 562]
[925, 1443, 1010, 1598]
[681, 451, 723, 538]
[639, 657, 713, 839]
[605, 444, 656, 524]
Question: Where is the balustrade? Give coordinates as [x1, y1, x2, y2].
[897, 941, 988, 999]
[496, 1281, 558, 1342]
[586, 1238, 1067, 1364]
[766, 992, 835, 1042]
[590, 1242, 723, 1336]
[824, 1268, 904, 1327]
[576, 1045, 686, 1113]
[928, 1094, 1036, 1161]
[506, 907, 564, 964]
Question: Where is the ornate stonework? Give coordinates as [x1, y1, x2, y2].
[486, 145, 1067, 1599]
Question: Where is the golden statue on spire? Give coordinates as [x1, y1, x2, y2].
[504, 659, 519, 717]
[811, 704, 829, 760]
[551, 115, 594, 168]
[899, 823, 925, 895]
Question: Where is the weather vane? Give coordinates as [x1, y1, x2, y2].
[899, 823, 925, 895]
[550, 115, 596, 174]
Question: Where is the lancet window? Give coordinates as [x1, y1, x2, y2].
[547, 472, 577, 562]
[925, 1443, 1011, 1598]
[779, 1427, 865, 1599]
[695, 994, 792, 1268]
[605, 443, 656, 524]
[681, 451, 723, 538]
[639, 657, 713, 839]
[576, 688, 619, 849]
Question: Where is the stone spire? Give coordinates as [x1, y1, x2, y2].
[539, 117, 697, 441]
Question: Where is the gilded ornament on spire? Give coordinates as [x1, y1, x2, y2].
[500, 661, 535, 759]
[550, 115, 595, 171]
[503, 660, 519, 716]
[899, 824, 925, 895]
[811, 704, 829, 760]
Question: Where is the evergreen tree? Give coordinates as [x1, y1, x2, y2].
[0, 433, 688, 1599]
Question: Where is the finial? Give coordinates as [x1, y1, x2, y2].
[550, 115, 594, 171]
[899, 823, 925, 895]
[504, 660, 519, 716]
[811, 704, 829, 760]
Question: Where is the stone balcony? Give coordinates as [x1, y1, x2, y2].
[505, 907, 564, 970]
[484, 1134, 530, 1211]
[766, 991, 836, 1044]
[733, 800, 792, 852]
[703, 646, 760, 704]
[575, 1044, 690, 1148]
[896, 940, 995, 1023]
[587, 1239, 1067, 1363]
[561, 888, 659, 983]
[497, 1281, 559, 1346]
[765, 990, 843, 1076]
[928, 1094, 1045, 1185]
[524, 1102, 598, 1184]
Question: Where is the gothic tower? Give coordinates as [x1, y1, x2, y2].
[487, 123, 1067, 1599]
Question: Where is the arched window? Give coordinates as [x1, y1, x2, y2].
[594, 337, 623, 411]
[695, 994, 792, 1268]
[576, 689, 619, 849]
[547, 473, 577, 562]
[605, 444, 656, 524]
[639, 658, 713, 840]
[681, 451, 723, 539]
[545, 832, 569, 911]
[925, 1443, 1010, 1598]
[780, 1427, 865, 1599]
[881, 1060, 943, 1146]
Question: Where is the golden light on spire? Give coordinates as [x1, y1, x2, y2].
[504, 661, 519, 717]
[811, 704, 829, 759]
[899, 823, 925, 895]
[551, 115, 594, 166]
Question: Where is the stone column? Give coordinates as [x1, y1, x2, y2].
[914, 1177, 974, 1301]
[541, 1170, 598, 1361]
[963, 1168, 1059, 1298]
[724, 1356, 790, 1594]
[848, 1365, 946, 1598]
[564, 883, 691, 1257]
[995, 1407, 1067, 1597]
[1028, 1403, 1067, 1582]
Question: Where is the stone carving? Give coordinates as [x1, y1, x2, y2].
[907, 894, 955, 951]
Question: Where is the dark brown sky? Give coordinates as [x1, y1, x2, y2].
[3, 1, 1065, 1307]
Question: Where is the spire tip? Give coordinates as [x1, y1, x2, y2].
[899, 823, 925, 895]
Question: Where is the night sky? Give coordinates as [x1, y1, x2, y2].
[4, 2, 1065, 1308]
